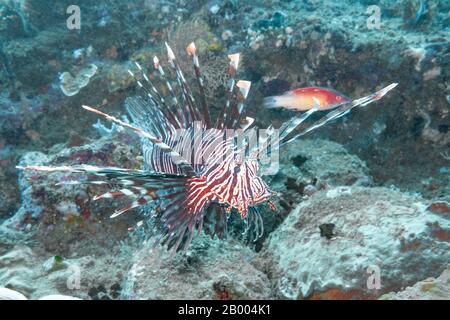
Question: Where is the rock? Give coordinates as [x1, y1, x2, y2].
[221, 30, 233, 41]
[0, 245, 38, 296]
[274, 139, 370, 187]
[0, 225, 27, 255]
[0, 243, 126, 300]
[262, 186, 450, 299]
[0, 287, 27, 300]
[0, 288, 82, 300]
[380, 264, 450, 300]
[319, 223, 335, 240]
[38, 295, 82, 300]
[427, 202, 450, 218]
[122, 236, 272, 300]
[5, 135, 141, 255]
[254, 11, 286, 30]
[0, 245, 34, 267]
[264, 138, 370, 210]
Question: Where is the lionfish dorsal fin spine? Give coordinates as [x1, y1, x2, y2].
[186, 42, 212, 128]
[278, 102, 319, 142]
[233, 80, 252, 127]
[153, 55, 190, 126]
[216, 52, 240, 129]
[125, 96, 175, 145]
[164, 43, 202, 123]
[225, 79, 251, 129]
[81, 105, 196, 175]
[130, 61, 182, 130]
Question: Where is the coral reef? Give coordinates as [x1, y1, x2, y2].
[1, 0, 448, 218]
[0, 0, 448, 300]
[261, 186, 449, 299]
[3, 129, 448, 300]
[0, 244, 128, 299]
[0, 134, 377, 299]
[122, 236, 272, 300]
[6, 133, 141, 255]
[251, 139, 371, 249]
[380, 264, 449, 300]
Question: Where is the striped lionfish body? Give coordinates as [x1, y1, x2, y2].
[18, 42, 397, 252]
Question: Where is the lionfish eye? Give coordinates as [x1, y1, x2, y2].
[234, 165, 241, 174]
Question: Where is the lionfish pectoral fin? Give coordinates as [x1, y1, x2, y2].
[267, 200, 278, 213]
[241, 206, 264, 242]
[18, 164, 189, 220]
[202, 204, 228, 240]
[154, 183, 216, 253]
[155, 206, 208, 253]
[280, 82, 398, 144]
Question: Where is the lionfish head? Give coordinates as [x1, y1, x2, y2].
[206, 157, 272, 218]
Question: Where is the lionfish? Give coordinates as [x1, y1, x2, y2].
[18, 42, 397, 252]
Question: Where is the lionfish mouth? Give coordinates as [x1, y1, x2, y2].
[17, 41, 396, 252]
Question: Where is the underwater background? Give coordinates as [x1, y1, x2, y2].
[0, 0, 448, 300]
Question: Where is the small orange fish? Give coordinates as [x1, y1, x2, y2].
[264, 87, 349, 111]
